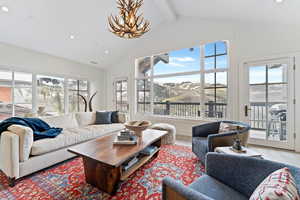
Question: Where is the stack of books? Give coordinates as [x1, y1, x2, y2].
[123, 156, 139, 171]
[113, 129, 137, 145]
[140, 146, 158, 156]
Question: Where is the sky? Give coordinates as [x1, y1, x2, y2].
[151, 41, 285, 85]
[153, 41, 228, 84]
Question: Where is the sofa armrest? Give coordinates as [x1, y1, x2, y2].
[0, 132, 20, 179]
[8, 125, 34, 162]
[205, 153, 300, 197]
[192, 122, 220, 138]
[162, 177, 213, 200]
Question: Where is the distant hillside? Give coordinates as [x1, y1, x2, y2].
[152, 80, 286, 104]
[153, 81, 227, 103]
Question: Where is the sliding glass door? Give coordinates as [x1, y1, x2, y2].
[240, 58, 295, 150]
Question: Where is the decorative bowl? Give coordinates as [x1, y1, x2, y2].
[124, 121, 152, 137]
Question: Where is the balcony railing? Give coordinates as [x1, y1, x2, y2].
[137, 101, 227, 119]
[137, 101, 286, 131]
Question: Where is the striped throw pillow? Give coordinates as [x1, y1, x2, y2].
[250, 167, 299, 200]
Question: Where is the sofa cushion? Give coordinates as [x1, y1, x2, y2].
[189, 175, 248, 200]
[31, 123, 125, 156]
[87, 123, 125, 138]
[8, 125, 34, 162]
[249, 167, 300, 200]
[31, 129, 78, 156]
[40, 114, 79, 129]
[95, 111, 112, 124]
[75, 112, 96, 127]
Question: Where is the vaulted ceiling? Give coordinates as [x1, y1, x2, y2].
[0, 0, 298, 68]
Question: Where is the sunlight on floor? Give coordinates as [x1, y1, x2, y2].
[176, 138, 300, 167]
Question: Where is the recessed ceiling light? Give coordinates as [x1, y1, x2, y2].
[274, 0, 284, 3]
[69, 35, 75, 40]
[1, 6, 9, 12]
[104, 50, 109, 54]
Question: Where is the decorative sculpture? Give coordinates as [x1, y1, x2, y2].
[78, 92, 97, 112]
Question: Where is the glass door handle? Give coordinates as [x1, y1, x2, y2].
[244, 105, 251, 117]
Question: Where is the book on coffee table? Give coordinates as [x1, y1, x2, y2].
[113, 135, 137, 145]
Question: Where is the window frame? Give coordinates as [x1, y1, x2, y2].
[0, 67, 90, 119]
[114, 78, 129, 113]
[135, 41, 229, 120]
[67, 79, 90, 113]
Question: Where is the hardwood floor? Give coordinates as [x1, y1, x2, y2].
[176, 139, 300, 167]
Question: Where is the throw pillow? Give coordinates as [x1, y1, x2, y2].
[249, 167, 300, 200]
[219, 122, 230, 133]
[111, 111, 119, 123]
[219, 122, 244, 133]
[95, 111, 112, 124]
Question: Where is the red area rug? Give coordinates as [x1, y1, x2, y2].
[0, 145, 204, 200]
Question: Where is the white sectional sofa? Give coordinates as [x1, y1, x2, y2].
[0, 112, 126, 186]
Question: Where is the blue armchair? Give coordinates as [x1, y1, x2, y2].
[162, 153, 300, 200]
[192, 121, 250, 163]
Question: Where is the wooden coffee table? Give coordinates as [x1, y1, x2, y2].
[68, 129, 167, 195]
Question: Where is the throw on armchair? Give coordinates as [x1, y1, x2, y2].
[162, 153, 300, 200]
[192, 121, 250, 163]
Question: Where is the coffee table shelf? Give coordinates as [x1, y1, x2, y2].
[121, 148, 160, 181]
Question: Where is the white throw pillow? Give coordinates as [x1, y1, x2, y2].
[8, 125, 34, 162]
[75, 112, 96, 127]
[250, 167, 300, 200]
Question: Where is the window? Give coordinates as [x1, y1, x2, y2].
[68, 79, 89, 112]
[204, 42, 228, 118]
[0, 69, 90, 120]
[115, 79, 129, 112]
[0, 70, 13, 120]
[135, 41, 228, 119]
[0, 71, 33, 120]
[37, 75, 65, 116]
[14, 72, 33, 117]
[136, 79, 151, 113]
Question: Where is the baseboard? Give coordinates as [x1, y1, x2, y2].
[176, 135, 192, 141]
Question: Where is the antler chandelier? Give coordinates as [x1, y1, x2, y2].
[108, 0, 150, 39]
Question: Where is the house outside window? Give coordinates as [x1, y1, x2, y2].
[135, 41, 228, 119]
[115, 79, 129, 112]
[0, 70, 33, 120]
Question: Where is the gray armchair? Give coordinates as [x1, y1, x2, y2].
[192, 121, 250, 163]
[162, 153, 300, 200]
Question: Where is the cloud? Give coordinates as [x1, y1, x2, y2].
[170, 57, 195, 62]
[169, 62, 185, 67]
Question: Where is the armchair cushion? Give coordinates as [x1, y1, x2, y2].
[190, 175, 247, 200]
[8, 124, 33, 162]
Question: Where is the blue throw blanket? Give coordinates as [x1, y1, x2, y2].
[0, 117, 63, 141]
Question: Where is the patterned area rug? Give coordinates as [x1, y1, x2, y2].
[0, 145, 204, 200]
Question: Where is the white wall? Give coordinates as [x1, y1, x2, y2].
[106, 17, 300, 149]
[0, 42, 107, 109]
